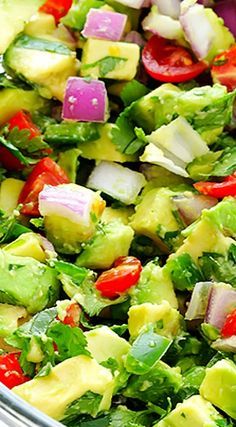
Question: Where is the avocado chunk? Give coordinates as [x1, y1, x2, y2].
[155, 395, 227, 427]
[200, 359, 236, 420]
[128, 301, 181, 339]
[3, 232, 46, 262]
[0, 250, 59, 313]
[0, 178, 24, 215]
[101, 206, 134, 225]
[129, 261, 178, 309]
[0, 303, 27, 338]
[4, 34, 78, 100]
[13, 355, 114, 420]
[130, 188, 184, 253]
[76, 219, 134, 270]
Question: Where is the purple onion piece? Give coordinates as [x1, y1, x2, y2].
[82, 9, 127, 41]
[39, 236, 57, 259]
[205, 283, 236, 329]
[151, 0, 181, 19]
[212, 336, 236, 353]
[172, 194, 218, 226]
[124, 31, 146, 47]
[185, 282, 213, 321]
[62, 77, 108, 123]
[214, 0, 236, 37]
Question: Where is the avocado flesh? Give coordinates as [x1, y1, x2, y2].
[0, 303, 27, 338]
[0, 178, 24, 215]
[13, 355, 114, 420]
[0, 250, 59, 313]
[200, 359, 236, 420]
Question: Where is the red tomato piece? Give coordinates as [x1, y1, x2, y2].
[39, 0, 73, 23]
[194, 174, 236, 198]
[0, 146, 24, 171]
[0, 353, 30, 389]
[221, 308, 236, 338]
[8, 110, 41, 139]
[211, 45, 236, 92]
[18, 157, 70, 216]
[96, 256, 142, 299]
[63, 303, 81, 328]
[142, 35, 207, 83]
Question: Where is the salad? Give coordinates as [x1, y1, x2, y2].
[0, 0, 236, 426]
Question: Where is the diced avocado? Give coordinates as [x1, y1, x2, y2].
[26, 336, 44, 363]
[101, 207, 134, 225]
[85, 326, 130, 364]
[130, 261, 178, 309]
[124, 361, 182, 407]
[3, 232, 46, 262]
[0, 88, 48, 125]
[200, 359, 236, 420]
[0, 178, 24, 215]
[203, 197, 236, 238]
[81, 39, 140, 81]
[79, 123, 137, 163]
[155, 395, 226, 427]
[25, 12, 56, 37]
[76, 219, 134, 270]
[0, 303, 27, 338]
[13, 355, 114, 420]
[128, 301, 181, 339]
[58, 148, 81, 183]
[4, 34, 78, 101]
[0, 0, 44, 53]
[130, 188, 184, 253]
[0, 250, 59, 313]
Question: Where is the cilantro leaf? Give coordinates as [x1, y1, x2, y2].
[63, 392, 103, 423]
[81, 56, 128, 78]
[7, 127, 49, 155]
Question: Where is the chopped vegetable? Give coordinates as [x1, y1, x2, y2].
[142, 7, 183, 40]
[39, 0, 73, 23]
[211, 45, 236, 92]
[82, 9, 127, 41]
[221, 308, 236, 338]
[205, 283, 236, 329]
[62, 77, 108, 123]
[0, 353, 30, 389]
[194, 173, 236, 198]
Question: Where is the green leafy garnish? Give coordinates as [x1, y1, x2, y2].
[81, 56, 128, 78]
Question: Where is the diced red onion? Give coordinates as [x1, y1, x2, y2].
[39, 236, 57, 259]
[197, 0, 215, 6]
[142, 0, 152, 7]
[62, 77, 108, 123]
[151, 0, 181, 19]
[39, 183, 103, 226]
[124, 31, 146, 47]
[87, 161, 146, 205]
[82, 9, 127, 41]
[172, 194, 218, 226]
[214, 0, 236, 37]
[212, 336, 236, 353]
[185, 282, 213, 321]
[114, 0, 144, 8]
[205, 283, 236, 329]
[142, 9, 183, 39]
[180, 4, 214, 60]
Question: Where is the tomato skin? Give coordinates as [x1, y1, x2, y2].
[63, 303, 81, 328]
[0, 146, 24, 171]
[194, 174, 236, 198]
[96, 256, 142, 299]
[39, 0, 72, 23]
[221, 309, 236, 338]
[8, 111, 41, 139]
[0, 353, 30, 389]
[211, 45, 236, 92]
[142, 36, 207, 83]
[18, 157, 70, 216]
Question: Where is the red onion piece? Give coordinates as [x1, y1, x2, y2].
[185, 282, 213, 321]
[205, 283, 236, 329]
[172, 194, 218, 226]
[142, 0, 152, 7]
[82, 9, 127, 41]
[214, 0, 236, 37]
[39, 236, 57, 259]
[212, 336, 236, 353]
[124, 31, 146, 47]
[151, 0, 181, 19]
[62, 77, 108, 123]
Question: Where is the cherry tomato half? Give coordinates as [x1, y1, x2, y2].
[39, 0, 73, 23]
[221, 308, 236, 338]
[194, 173, 236, 198]
[211, 45, 236, 92]
[18, 157, 70, 216]
[0, 353, 30, 389]
[142, 36, 207, 83]
[96, 256, 142, 299]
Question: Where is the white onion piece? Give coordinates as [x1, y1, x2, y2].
[140, 143, 189, 177]
[180, 4, 214, 60]
[212, 336, 236, 353]
[205, 283, 236, 329]
[142, 8, 183, 39]
[185, 282, 213, 320]
[82, 9, 127, 41]
[62, 77, 108, 123]
[172, 194, 218, 226]
[39, 184, 105, 226]
[151, 0, 181, 19]
[87, 161, 146, 205]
